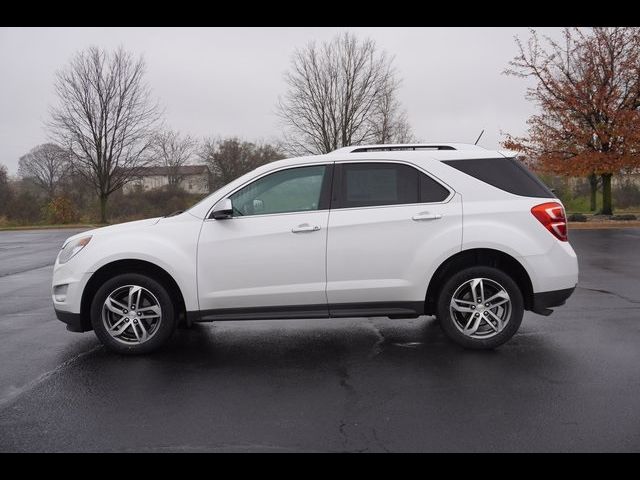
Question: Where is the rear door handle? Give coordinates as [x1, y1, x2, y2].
[292, 223, 321, 233]
[412, 212, 443, 221]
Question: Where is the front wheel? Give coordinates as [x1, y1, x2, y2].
[436, 266, 524, 349]
[91, 273, 176, 354]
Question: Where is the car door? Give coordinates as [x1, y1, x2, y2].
[326, 161, 463, 316]
[197, 163, 333, 319]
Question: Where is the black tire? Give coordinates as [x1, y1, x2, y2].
[91, 273, 177, 355]
[436, 266, 524, 349]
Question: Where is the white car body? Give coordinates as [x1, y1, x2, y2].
[52, 143, 579, 351]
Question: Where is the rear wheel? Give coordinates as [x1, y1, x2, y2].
[91, 273, 176, 354]
[436, 266, 523, 349]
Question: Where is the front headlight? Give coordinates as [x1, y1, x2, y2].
[57, 236, 92, 264]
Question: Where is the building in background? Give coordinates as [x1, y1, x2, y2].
[123, 165, 211, 194]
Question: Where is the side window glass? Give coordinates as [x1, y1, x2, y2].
[419, 172, 450, 202]
[340, 163, 417, 208]
[336, 162, 449, 208]
[230, 165, 326, 216]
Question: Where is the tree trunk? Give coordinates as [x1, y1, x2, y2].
[601, 173, 613, 215]
[99, 194, 108, 224]
[588, 173, 598, 212]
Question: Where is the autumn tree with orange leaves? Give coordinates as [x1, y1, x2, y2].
[503, 27, 640, 215]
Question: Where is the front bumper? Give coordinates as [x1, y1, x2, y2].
[54, 309, 91, 332]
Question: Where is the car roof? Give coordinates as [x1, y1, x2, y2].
[265, 144, 512, 170]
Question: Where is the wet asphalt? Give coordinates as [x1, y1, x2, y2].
[0, 227, 639, 452]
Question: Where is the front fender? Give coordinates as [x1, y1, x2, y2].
[70, 214, 201, 311]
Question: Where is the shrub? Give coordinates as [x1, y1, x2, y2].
[567, 213, 587, 222]
[613, 181, 640, 209]
[5, 189, 45, 224]
[43, 195, 79, 224]
[611, 214, 637, 221]
[107, 187, 207, 223]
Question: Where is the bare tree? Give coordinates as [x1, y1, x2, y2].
[18, 143, 68, 198]
[200, 137, 283, 190]
[277, 32, 412, 155]
[370, 80, 415, 144]
[48, 46, 162, 223]
[150, 130, 198, 188]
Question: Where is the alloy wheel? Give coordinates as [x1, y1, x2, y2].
[449, 277, 512, 339]
[101, 285, 163, 345]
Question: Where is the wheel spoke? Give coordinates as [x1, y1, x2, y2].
[489, 298, 510, 309]
[128, 286, 142, 311]
[138, 305, 160, 315]
[487, 310, 504, 332]
[131, 321, 148, 342]
[483, 315, 499, 332]
[463, 315, 475, 330]
[464, 315, 483, 335]
[451, 298, 476, 313]
[110, 318, 132, 337]
[485, 290, 510, 307]
[454, 298, 475, 305]
[104, 296, 127, 315]
[471, 278, 482, 303]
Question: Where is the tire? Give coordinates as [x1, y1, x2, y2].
[436, 266, 524, 349]
[91, 273, 177, 355]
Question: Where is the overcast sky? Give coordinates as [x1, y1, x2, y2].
[0, 27, 563, 174]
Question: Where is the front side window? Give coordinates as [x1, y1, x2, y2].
[335, 162, 449, 208]
[230, 165, 328, 216]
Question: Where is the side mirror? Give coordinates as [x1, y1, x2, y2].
[211, 198, 233, 219]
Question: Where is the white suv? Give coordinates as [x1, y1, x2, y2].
[52, 143, 578, 354]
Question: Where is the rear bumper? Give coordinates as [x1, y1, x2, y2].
[54, 309, 91, 333]
[531, 286, 575, 314]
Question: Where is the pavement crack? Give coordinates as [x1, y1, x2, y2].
[372, 428, 390, 453]
[338, 419, 349, 449]
[367, 319, 386, 357]
[336, 364, 359, 451]
[577, 286, 640, 305]
[0, 345, 101, 410]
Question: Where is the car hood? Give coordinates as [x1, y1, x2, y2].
[62, 217, 162, 246]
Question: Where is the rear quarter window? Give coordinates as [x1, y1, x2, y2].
[442, 157, 555, 198]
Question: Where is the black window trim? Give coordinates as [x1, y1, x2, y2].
[206, 163, 334, 220]
[331, 160, 454, 211]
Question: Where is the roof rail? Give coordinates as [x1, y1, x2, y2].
[329, 143, 486, 154]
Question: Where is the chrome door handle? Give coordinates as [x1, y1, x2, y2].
[412, 212, 443, 221]
[292, 223, 321, 233]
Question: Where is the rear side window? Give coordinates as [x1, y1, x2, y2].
[334, 162, 449, 209]
[420, 173, 451, 203]
[442, 157, 555, 198]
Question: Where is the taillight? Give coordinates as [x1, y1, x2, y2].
[531, 202, 568, 241]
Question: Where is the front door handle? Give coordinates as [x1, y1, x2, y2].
[292, 223, 321, 233]
[412, 212, 443, 221]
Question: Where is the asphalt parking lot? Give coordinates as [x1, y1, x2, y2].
[0, 227, 639, 452]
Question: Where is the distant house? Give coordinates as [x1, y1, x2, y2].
[123, 165, 211, 194]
